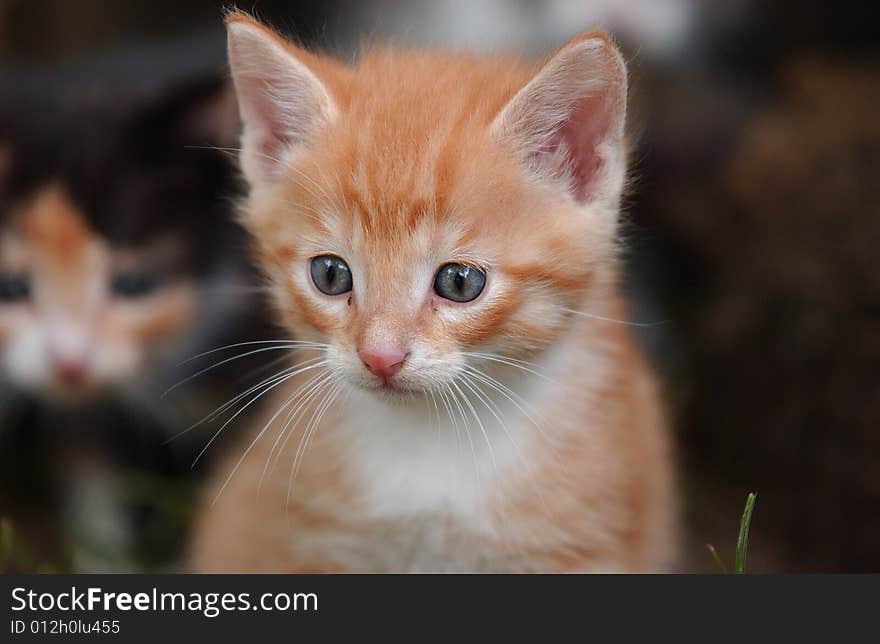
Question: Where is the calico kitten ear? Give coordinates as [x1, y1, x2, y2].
[225, 13, 337, 184]
[491, 33, 627, 205]
[127, 75, 239, 157]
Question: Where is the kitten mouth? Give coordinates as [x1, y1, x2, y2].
[363, 376, 417, 398]
[46, 380, 102, 403]
[374, 379, 408, 393]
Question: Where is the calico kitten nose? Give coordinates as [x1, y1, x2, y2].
[359, 350, 408, 379]
[54, 357, 88, 387]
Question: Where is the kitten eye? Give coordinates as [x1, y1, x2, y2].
[433, 263, 486, 303]
[111, 272, 160, 298]
[310, 255, 352, 296]
[0, 272, 30, 303]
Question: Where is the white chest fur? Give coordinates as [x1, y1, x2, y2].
[331, 335, 602, 533]
[336, 389, 529, 527]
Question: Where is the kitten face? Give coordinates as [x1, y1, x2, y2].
[226, 15, 627, 402]
[0, 72, 246, 404]
[0, 184, 196, 399]
[252, 138, 607, 400]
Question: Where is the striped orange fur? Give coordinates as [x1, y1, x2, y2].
[189, 13, 676, 572]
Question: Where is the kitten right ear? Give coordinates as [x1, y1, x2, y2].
[225, 13, 337, 184]
[491, 33, 627, 206]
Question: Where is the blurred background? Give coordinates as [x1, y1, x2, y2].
[0, 0, 877, 572]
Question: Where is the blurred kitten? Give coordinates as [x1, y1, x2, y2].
[0, 70, 271, 571]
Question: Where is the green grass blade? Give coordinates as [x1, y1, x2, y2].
[734, 493, 757, 574]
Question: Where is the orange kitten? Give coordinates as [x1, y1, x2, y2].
[190, 13, 676, 572]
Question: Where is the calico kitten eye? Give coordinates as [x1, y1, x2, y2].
[433, 263, 486, 303]
[111, 272, 160, 298]
[0, 272, 30, 303]
[310, 255, 353, 296]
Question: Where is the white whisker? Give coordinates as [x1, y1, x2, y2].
[445, 381, 478, 476]
[462, 366, 542, 433]
[463, 352, 556, 383]
[163, 356, 325, 444]
[164, 343, 323, 396]
[287, 381, 341, 507]
[460, 372, 521, 458]
[177, 339, 326, 366]
[436, 386, 462, 453]
[261, 371, 335, 485]
[452, 378, 497, 474]
[210, 380, 312, 506]
[236, 351, 298, 383]
[191, 360, 328, 468]
[559, 306, 666, 328]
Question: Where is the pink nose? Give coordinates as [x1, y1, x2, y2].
[54, 358, 88, 387]
[359, 350, 408, 380]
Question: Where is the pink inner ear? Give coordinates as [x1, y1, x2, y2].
[254, 118, 287, 170]
[530, 93, 614, 203]
[237, 69, 325, 180]
[244, 81, 295, 173]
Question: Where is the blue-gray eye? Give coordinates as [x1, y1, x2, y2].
[433, 263, 486, 303]
[0, 272, 30, 303]
[111, 272, 160, 298]
[310, 255, 352, 296]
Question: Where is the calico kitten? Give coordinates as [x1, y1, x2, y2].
[0, 70, 268, 571]
[191, 13, 676, 572]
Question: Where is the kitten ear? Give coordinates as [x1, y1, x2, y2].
[127, 75, 239, 153]
[491, 33, 627, 205]
[225, 14, 337, 184]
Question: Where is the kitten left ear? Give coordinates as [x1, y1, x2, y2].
[491, 33, 627, 205]
[225, 13, 337, 184]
